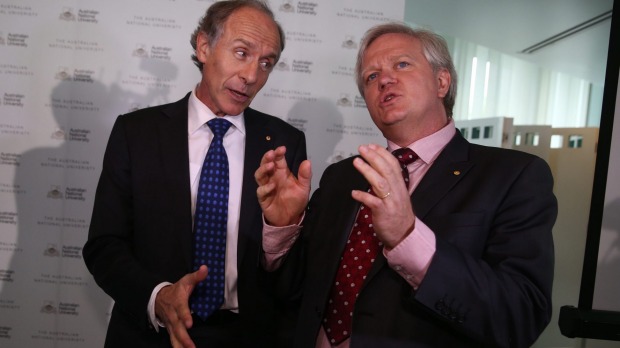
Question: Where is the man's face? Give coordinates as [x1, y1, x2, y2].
[195, 7, 280, 116]
[360, 33, 450, 144]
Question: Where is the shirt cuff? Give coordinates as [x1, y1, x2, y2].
[261, 213, 303, 271]
[147, 281, 173, 332]
[384, 217, 436, 289]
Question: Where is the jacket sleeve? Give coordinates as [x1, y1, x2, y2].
[83, 115, 166, 329]
[414, 155, 557, 348]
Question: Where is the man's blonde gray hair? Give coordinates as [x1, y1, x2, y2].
[355, 23, 457, 118]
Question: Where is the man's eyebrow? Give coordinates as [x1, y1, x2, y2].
[234, 38, 255, 48]
[361, 66, 375, 77]
[363, 53, 416, 72]
[233, 38, 278, 60]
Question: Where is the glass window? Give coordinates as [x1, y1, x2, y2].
[472, 127, 480, 139]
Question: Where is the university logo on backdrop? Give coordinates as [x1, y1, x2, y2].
[58, 6, 100, 23]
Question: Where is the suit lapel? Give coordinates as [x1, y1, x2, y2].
[412, 132, 472, 219]
[159, 93, 194, 269]
[328, 161, 369, 262]
[317, 160, 369, 297]
[325, 162, 380, 290]
[237, 108, 273, 267]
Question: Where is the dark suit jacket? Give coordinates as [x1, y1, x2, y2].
[282, 132, 556, 348]
[83, 93, 306, 347]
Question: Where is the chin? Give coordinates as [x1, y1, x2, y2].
[221, 105, 247, 116]
[376, 113, 406, 127]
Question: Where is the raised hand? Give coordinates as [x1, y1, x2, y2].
[351, 144, 415, 248]
[255, 146, 312, 226]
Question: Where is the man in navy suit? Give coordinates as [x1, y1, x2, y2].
[83, 1, 306, 347]
[255, 23, 556, 347]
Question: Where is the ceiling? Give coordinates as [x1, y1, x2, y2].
[404, 0, 614, 86]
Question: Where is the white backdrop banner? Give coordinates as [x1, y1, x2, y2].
[0, 0, 404, 346]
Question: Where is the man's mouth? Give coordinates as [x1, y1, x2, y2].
[382, 93, 397, 103]
[229, 88, 250, 102]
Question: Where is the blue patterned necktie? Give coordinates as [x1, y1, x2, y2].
[190, 117, 232, 321]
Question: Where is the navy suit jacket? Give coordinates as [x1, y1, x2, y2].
[282, 132, 556, 348]
[83, 93, 306, 347]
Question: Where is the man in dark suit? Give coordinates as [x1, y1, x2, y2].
[255, 23, 556, 347]
[83, 1, 306, 347]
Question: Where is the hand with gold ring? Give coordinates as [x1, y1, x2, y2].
[351, 144, 416, 249]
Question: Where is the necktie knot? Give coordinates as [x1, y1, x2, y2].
[392, 148, 417, 189]
[207, 118, 232, 138]
[392, 147, 417, 166]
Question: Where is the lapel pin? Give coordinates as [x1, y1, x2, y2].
[453, 170, 461, 176]
[266, 135, 271, 141]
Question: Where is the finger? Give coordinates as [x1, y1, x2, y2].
[258, 148, 276, 166]
[255, 147, 290, 186]
[256, 181, 276, 203]
[358, 145, 407, 194]
[174, 297, 194, 330]
[272, 146, 290, 170]
[360, 144, 400, 178]
[255, 152, 277, 185]
[353, 156, 390, 196]
[191, 265, 209, 285]
[175, 266, 208, 329]
[255, 161, 275, 184]
[168, 322, 196, 348]
[297, 160, 312, 190]
[273, 145, 287, 157]
[351, 187, 380, 207]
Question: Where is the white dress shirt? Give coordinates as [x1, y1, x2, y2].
[148, 88, 246, 329]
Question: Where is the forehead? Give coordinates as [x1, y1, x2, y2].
[363, 33, 423, 63]
[221, 7, 281, 51]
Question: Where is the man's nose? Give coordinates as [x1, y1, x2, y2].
[378, 71, 396, 91]
[239, 61, 258, 85]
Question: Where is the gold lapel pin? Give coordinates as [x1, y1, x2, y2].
[266, 135, 271, 141]
[453, 170, 461, 176]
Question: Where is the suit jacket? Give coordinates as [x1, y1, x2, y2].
[283, 132, 556, 348]
[83, 93, 306, 347]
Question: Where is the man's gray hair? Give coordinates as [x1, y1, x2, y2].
[190, 0, 285, 71]
[355, 23, 457, 118]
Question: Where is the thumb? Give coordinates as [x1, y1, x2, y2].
[298, 160, 312, 190]
[191, 265, 209, 285]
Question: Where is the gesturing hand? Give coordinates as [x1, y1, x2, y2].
[255, 146, 312, 226]
[351, 144, 416, 248]
[155, 265, 209, 348]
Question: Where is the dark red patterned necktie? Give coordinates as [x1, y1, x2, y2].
[323, 148, 417, 344]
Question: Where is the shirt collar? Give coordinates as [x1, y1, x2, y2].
[387, 119, 456, 165]
[188, 87, 246, 136]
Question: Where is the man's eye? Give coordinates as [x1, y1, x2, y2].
[260, 61, 273, 71]
[366, 73, 377, 82]
[397, 61, 409, 68]
[236, 51, 247, 58]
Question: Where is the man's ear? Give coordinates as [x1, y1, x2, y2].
[436, 68, 451, 98]
[195, 32, 210, 63]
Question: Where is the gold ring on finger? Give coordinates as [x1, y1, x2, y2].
[378, 191, 391, 199]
